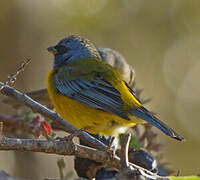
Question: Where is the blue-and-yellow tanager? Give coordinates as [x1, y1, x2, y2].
[46, 35, 184, 141]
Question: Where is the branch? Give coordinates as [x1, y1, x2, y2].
[0, 58, 31, 91]
[0, 137, 168, 180]
[120, 133, 131, 169]
[0, 137, 120, 169]
[2, 89, 51, 110]
[0, 82, 106, 151]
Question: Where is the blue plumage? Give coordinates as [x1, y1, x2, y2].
[55, 70, 130, 120]
[131, 106, 183, 140]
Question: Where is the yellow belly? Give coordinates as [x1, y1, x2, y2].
[46, 69, 145, 136]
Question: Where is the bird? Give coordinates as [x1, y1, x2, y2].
[2, 47, 135, 111]
[46, 35, 184, 141]
[98, 47, 135, 87]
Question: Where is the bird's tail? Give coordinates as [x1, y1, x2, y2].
[131, 106, 184, 141]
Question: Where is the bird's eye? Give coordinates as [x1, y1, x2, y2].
[55, 45, 67, 54]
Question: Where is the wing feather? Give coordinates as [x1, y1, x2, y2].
[55, 71, 130, 120]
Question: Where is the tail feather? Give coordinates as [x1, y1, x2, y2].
[131, 106, 184, 141]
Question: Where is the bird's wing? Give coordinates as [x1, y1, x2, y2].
[123, 81, 143, 104]
[131, 106, 184, 141]
[55, 68, 130, 120]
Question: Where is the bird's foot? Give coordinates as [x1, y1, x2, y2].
[106, 137, 116, 158]
[56, 126, 90, 142]
[106, 148, 116, 159]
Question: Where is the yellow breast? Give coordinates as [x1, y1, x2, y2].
[46, 69, 144, 136]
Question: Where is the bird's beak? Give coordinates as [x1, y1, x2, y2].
[47, 46, 57, 55]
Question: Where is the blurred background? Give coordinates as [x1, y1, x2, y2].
[0, 0, 200, 179]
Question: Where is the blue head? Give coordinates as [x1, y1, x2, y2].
[47, 35, 101, 68]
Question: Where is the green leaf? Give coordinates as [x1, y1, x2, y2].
[119, 133, 143, 149]
[44, 117, 52, 124]
[24, 110, 36, 122]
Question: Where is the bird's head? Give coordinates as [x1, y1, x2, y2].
[47, 35, 101, 68]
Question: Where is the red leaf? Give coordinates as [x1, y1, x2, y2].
[42, 120, 52, 137]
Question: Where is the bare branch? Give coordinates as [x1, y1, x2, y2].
[0, 137, 168, 179]
[0, 137, 120, 169]
[0, 58, 31, 91]
[0, 82, 106, 151]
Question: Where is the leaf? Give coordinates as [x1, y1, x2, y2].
[119, 133, 143, 150]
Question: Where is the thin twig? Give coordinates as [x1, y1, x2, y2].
[63, 126, 90, 141]
[0, 58, 31, 91]
[120, 133, 131, 169]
